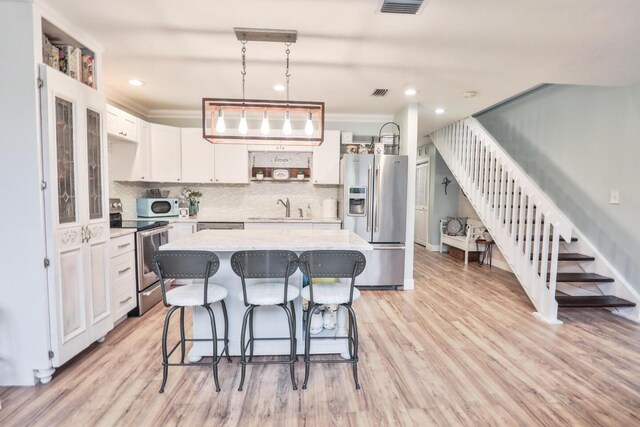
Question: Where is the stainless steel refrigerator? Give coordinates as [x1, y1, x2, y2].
[340, 154, 408, 288]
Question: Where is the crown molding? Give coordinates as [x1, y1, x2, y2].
[105, 87, 151, 118]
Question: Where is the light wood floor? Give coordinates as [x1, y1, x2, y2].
[2, 247, 640, 426]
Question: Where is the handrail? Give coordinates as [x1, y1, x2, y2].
[430, 117, 573, 323]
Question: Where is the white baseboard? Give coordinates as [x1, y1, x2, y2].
[403, 278, 415, 290]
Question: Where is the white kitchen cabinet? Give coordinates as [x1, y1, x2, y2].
[214, 144, 249, 183]
[181, 128, 215, 183]
[312, 130, 340, 185]
[109, 120, 151, 181]
[110, 234, 136, 321]
[150, 123, 182, 182]
[106, 104, 138, 142]
[40, 65, 113, 371]
[247, 144, 312, 152]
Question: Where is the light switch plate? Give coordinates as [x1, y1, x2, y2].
[610, 190, 620, 205]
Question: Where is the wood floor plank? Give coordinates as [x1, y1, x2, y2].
[2, 246, 640, 426]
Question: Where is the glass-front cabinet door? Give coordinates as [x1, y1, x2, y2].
[40, 65, 112, 368]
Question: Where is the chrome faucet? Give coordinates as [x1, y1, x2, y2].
[277, 197, 291, 218]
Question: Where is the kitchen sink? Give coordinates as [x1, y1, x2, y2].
[246, 217, 312, 221]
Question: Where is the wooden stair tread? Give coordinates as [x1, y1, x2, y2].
[535, 253, 595, 262]
[556, 295, 636, 308]
[551, 273, 614, 283]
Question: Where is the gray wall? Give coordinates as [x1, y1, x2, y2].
[428, 144, 460, 246]
[476, 83, 640, 291]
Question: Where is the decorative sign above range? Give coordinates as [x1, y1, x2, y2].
[249, 152, 311, 182]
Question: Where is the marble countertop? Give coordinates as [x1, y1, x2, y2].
[110, 228, 136, 239]
[128, 215, 341, 224]
[161, 229, 372, 252]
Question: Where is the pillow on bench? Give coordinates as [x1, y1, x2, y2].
[443, 217, 467, 236]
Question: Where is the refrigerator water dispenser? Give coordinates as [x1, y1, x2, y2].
[347, 186, 367, 216]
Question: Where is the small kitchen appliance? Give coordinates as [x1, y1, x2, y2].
[136, 197, 179, 217]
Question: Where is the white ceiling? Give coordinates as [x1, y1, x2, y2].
[41, 0, 640, 136]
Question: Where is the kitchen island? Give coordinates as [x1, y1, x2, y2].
[161, 229, 373, 360]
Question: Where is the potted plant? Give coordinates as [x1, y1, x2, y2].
[297, 170, 305, 180]
[182, 188, 202, 216]
[256, 169, 264, 180]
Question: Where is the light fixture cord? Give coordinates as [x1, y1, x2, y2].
[285, 42, 291, 104]
[241, 39, 247, 101]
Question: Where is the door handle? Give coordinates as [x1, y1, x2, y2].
[119, 296, 133, 305]
[374, 167, 380, 232]
[117, 243, 131, 249]
[118, 266, 131, 275]
[366, 166, 372, 231]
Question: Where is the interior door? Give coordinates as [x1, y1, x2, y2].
[414, 161, 430, 246]
[40, 65, 89, 365]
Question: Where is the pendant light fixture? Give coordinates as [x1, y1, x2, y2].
[202, 28, 325, 145]
[238, 39, 248, 135]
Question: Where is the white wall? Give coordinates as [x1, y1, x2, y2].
[0, 1, 51, 385]
[395, 104, 419, 290]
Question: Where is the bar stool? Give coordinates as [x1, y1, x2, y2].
[231, 250, 299, 391]
[153, 250, 231, 393]
[298, 250, 366, 390]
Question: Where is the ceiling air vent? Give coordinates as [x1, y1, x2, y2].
[371, 89, 389, 97]
[380, 0, 426, 15]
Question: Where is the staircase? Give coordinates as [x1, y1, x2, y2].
[430, 117, 635, 323]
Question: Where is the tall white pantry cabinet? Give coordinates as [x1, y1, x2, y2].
[0, 2, 111, 386]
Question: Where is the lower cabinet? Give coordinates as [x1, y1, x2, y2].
[110, 233, 137, 321]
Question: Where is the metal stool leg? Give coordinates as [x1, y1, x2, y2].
[290, 300, 297, 360]
[345, 304, 360, 390]
[280, 304, 297, 390]
[220, 300, 232, 363]
[238, 305, 253, 391]
[204, 305, 220, 392]
[159, 306, 179, 394]
[179, 307, 186, 364]
[302, 303, 318, 390]
[248, 308, 255, 363]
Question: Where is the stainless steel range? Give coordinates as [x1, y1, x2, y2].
[110, 198, 170, 316]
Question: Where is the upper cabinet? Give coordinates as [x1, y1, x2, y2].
[247, 144, 312, 152]
[110, 120, 150, 181]
[312, 130, 340, 185]
[181, 128, 215, 183]
[150, 123, 182, 183]
[214, 144, 249, 183]
[106, 105, 138, 143]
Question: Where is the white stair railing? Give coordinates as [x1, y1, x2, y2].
[431, 117, 573, 323]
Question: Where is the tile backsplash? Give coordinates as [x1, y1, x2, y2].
[110, 181, 339, 219]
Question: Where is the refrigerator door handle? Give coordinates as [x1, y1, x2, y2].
[366, 165, 372, 231]
[374, 166, 381, 232]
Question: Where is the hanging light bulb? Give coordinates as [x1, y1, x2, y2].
[283, 111, 292, 135]
[215, 109, 226, 133]
[304, 112, 314, 136]
[238, 110, 248, 135]
[260, 110, 270, 135]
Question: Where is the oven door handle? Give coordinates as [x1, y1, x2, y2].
[138, 226, 169, 238]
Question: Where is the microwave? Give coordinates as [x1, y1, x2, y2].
[136, 198, 180, 217]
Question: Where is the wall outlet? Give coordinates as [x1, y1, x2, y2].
[610, 190, 620, 205]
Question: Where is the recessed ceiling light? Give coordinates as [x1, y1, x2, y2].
[273, 84, 285, 91]
[404, 88, 417, 96]
[435, 108, 446, 114]
[128, 79, 145, 87]
[463, 91, 478, 98]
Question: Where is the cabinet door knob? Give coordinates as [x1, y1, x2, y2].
[216, 179, 219, 182]
[177, 178, 181, 181]
[141, 176, 144, 179]
[210, 179, 213, 182]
